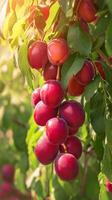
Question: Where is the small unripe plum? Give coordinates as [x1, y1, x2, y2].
[34, 101, 58, 126]
[2, 164, 15, 183]
[106, 180, 112, 193]
[59, 100, 85, 128]
[75, 61, 95, 86]
[78, 0, 97, 23]
[95, 61, 106, 80]
[40, 80, 64, 108]
[38, 4, 50, 20]
[31, 88, 41, 106]
[28, 41, 48, 70]
[46, 118, 68, 145]
[35, 136, 59, 165]
[69, 126, 79, 135]
[65, 136, 82, 159]
[43, 63, 58, 81]
[47, 38, 69, 65]
[68, 76, 85, 96]
[55, 153, 79, 181]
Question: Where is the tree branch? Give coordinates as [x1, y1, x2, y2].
[96, 49, 112, 68]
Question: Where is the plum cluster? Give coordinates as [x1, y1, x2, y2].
[28, 37, 86, 181]
[31, 79, 85, 181]
[0, 164, 32, 200]
[28, 35, 107, 181]
[68, 61, 95, 97]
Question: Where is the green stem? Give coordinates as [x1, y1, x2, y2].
[96, 49, 112, 68]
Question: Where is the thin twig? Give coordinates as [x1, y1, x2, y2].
[13, 119, 27, 128]
[56, 65, 62, 81]
[96, 49, 112, 68]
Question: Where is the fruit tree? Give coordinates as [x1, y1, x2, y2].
[1, 0, 112, 199]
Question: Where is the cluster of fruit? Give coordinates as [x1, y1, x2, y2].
[68, 61, 95, 97]
[27, 0, 107, 182]
[32, 82, 85, 181]
[28, 38, 86, 181]
[0, 164, 32, 200]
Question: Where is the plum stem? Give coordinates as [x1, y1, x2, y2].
[56, 65, 62, 81]
[13, 119, 27, 128]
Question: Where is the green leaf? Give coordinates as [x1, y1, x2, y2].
[3, 11, 17, 38]
[27, 131, 40, 169]
[105, 119, 112, 146]
[93, 134, 104, 161]
[26, 117, 43, 169]
[106, 0, 112, 14]
[15, 169, 26, 192]
[90, 90, 105, 136]
[61, 54, 85, 88]
[52, 175, 69, 200]
[84, 75, 100, 102]
[32, 180, 43, 199]
[59, 0, 74, 18]
[102, 144, 112, 182]
[99, 173, 110, 200]
[11, 18, 26, 46]
[91, 15, 110, 39]
[26, 116, 38, 145]
[44, 1, 60, 33]
[105, 21, 112, 56]
[18, 42, 33, 89]
[67, 23, 92, 56]
[86, 167, 100, 199]
[0, 80, 5, 93]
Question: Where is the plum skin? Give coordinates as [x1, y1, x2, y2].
[2, 164, 15, 183]
[78, 0, 97, 23]
[34, 101, 58, 126]
[40, 80, 64, 108]
[46, 117, 68, 145]
[31, 88, 41, 106]
[69, 126, 79, 135]
[106, 180, 112, 193]
[65, 136, 82, 159]
[47, 38, 69, 65]
[35, 136, 59, 165]
[55, 153, 79, 181]
[43, 63, 58, 81]
[28, 41, 48, 70]
[59, 100, 85, 128]
[68, 76, 85, 96]
[75, 61, 95, 86]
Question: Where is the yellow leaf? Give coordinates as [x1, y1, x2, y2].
[3, 11, 17, 38]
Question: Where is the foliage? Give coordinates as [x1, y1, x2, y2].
[1, 0, 112, 199]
